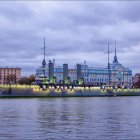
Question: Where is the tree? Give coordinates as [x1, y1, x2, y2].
[18, 75, 35, 85]
[18, 77, 30, 85]
[28, 75, 35, 83]
[134, 75, 140, 88]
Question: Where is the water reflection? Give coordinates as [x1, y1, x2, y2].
[0, 97, 140, 139]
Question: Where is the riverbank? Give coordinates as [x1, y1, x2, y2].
[0, 85, 140, 98]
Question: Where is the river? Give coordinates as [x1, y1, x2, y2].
[0, 97, 140, 140]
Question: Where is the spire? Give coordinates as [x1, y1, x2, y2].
[42, 37, 46, 66]
[113, 40, 118, 63]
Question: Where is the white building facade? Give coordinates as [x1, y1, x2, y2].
[36, 49, 132, 87]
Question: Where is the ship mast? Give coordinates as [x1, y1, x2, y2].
[42, 37, 46, 79]
[44, 37, 46, 63]
[107, 42, 111, 86]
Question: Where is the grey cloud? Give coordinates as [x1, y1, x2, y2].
[0, 1, 140, 75]
[117, 2, 140, 22]
[0, 2, 33, 21]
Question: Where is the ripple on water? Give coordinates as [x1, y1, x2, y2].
[0, 97, 140, 139]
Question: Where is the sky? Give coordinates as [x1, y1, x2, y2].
[0, 1, 140, 76]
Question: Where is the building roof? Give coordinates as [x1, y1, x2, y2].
[0, 67, 21, 70]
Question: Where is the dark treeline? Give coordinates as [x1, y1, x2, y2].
[134, 75, 140, 88]
[18, 75, 35, 85]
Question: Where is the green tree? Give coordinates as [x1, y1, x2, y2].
[18, 75, 35, 85]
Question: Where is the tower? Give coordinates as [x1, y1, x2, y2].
[48, 60, 54, 83]
[77, 64, 82, 84]
[113, 40, 118, 63]
[63, 64, 68, 83]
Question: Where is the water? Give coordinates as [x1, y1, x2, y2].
[0, 97, 140, 140]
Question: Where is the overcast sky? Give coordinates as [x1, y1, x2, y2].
[0, 1, 140, 76]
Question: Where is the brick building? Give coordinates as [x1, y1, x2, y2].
[0, 67, 21, 84]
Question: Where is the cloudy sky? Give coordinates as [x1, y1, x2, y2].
[0, 1, 140, 76]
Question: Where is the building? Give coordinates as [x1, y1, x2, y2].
[63, 64, 69, 84]
[77, 64, 82, 82]
[0, 67, 21, 84]
[48, 60, 54, 83]
[36, 47, 132, 87]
